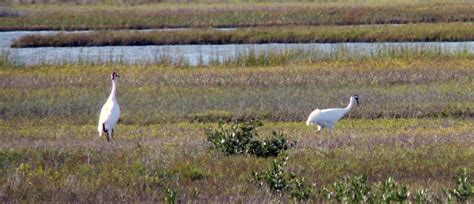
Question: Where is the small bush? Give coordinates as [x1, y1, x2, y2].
[320, 175, 371, 203]
[413, 189, 435, 203]
[164, 188, 177, 204]
[371, 177, 410, 203]
[248, 131, 291, 158]
[205, 120, 292, 158]
[251, 152, 314, 201]
[447, 168, 473, 202]
[205, 120, 262, 155]
[321, 175, 410, 203]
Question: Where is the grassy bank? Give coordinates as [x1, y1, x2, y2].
[1, 56, 472, 124]
[1, 119, 473, 202]
[11, 23, 474, 47]
[1, 3, 473, 31]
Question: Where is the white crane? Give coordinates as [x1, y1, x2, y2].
[306, 95, 359, 132]
[98, 71, 121, 142]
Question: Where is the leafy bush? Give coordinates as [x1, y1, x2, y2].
[205, 120, 292, 158]
[164, 188, 177, 204]
[206, 120, 261, 155]
[321, 175, 410, 203]
[413, 189, 435, 203]
[320, 175, 371, 203]
[371, 177, 409, 203]
[251, 152, 314, 201]
[447, 168, 473, 202]
[248, 131, 291, 158]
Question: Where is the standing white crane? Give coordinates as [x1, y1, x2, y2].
[306, 95, 359, 132]
[98, 71, 121, 142]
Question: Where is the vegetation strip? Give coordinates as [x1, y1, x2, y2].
[11, 23, 474, 47]
[2, 3, 474, 31]
[1, 119, 473, 202]
[1, 57, 472, 124]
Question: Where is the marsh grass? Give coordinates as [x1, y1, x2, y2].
[1, 56, 472, 124]
[0, 119, 473, 202]
[11, 23, 474, 48]
[1, 3, 473, 30]
[1, 42, 473, 201]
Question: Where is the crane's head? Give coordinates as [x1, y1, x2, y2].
[352, 95, 359, 107]
[111, 71, 120, 80]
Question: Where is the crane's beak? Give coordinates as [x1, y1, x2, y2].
[356, 98, 359, 107]
[116, 74, 120, 78]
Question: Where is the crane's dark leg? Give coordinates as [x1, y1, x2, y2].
[103, 123, 110, 142]
[111, 129, 114, 140]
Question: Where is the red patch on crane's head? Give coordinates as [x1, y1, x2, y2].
[111, 71, 120, 80]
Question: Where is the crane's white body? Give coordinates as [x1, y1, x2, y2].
[306, 96, 358, 132]
[98, 72, 120, 141]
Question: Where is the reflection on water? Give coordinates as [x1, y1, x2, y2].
[1, 30, 473, 66]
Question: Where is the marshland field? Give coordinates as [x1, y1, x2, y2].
[1, 0, 474, 202]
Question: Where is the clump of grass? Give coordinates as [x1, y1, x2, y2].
[251, 152, 314, 201]
[11, 23, 474, 48]
[205, 120, 292, 157]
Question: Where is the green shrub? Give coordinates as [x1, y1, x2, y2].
[205, 120, 262, 155]
[320, 175, 371, 203]
[447, 168, 473, 202]
[248, 131, 291, 158]
[251, 152, 314, 201]
[413, 189, 435, 203]
[371, 177, 409, 203]
[205, 120, 292, 158]
[321, 175, 409, 203]
[164, 188, 177, 204]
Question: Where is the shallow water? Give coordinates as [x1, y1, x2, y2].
[1, 30, 473, 66]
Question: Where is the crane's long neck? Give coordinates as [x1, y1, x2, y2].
[108, 79, 117, 101]
[344, 97, 354, 113]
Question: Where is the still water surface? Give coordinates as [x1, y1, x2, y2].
[1, 30, 473, 66]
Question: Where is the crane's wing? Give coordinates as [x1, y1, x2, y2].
[98, 101, 114, 132]
[306, 109, 320, 125]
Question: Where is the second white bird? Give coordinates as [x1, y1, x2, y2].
[306, 95, 359, 132]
